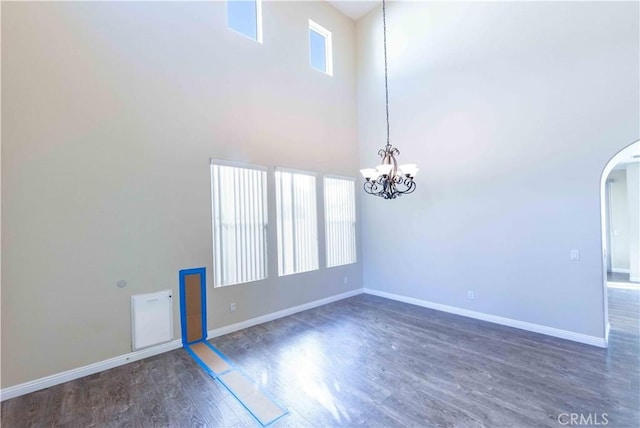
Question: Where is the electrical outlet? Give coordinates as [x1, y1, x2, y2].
[229, 303, 236, 312]
[343, 276, 348, 284]
[468, 290, 475, 300]
[570, 250, 580, 261]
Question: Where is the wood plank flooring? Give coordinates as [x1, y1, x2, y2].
[2, 289, 638, 427]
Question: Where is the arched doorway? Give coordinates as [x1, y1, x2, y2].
[600, 140, 639, 346]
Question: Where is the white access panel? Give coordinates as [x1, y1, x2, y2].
[131, 290, 173, 351]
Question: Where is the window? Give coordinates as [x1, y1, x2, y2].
[309, 20, 333, 75]
[210, 160, 268, 286]
[275, 168, 319, 276]
[227, 0, 262, 43]
[324, 176, 357, 267]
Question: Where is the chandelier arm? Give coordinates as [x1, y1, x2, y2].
[363, 173, 417, 198]
[397, 178, 416, 194]
[364, 180, 382, 195]
[383, 0, 390, 149]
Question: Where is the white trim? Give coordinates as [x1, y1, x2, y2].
[208, 289, 361, 339]
[0, 339, 182, 402]
[274, 168, 319, 276]
[211, 162, 269, 287]
[0, 289, 361, 402]
[226, 0, 263, 44]
[362, 288, 607, 348]
[605, 322, 611, 345]
[2, 286, 609, 401]
[274, 166, 317, 176]
[323, 176, 357, 268]
[608, 281, 640, 290]
[210, 158, 267, 172]
[255, 0, 263, 44]
[308, 19, 333, 76]
[323, 173, 356, 182]
[611, 268, 631, 274]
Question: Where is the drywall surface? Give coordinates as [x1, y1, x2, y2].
[2, 1, 359, 387]
[357, 1, 639, 338]
[627, 163, 640, 282]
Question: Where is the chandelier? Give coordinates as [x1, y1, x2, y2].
[360, 0, 418, 199]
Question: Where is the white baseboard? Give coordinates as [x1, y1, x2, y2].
[362, 288, 607, 348]
[0, 288, 362, 402]
[0, 339, 182, 402]
[1, 286, 607, 401]
[208, 288, 362, 339]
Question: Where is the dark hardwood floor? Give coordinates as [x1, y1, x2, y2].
[2, 289, 638, 427]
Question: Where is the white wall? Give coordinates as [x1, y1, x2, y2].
[357, 1, 639, 338]
[1, 1, 359, 388]
[608, 169, 630, 272]
[627, 163, 640, 282]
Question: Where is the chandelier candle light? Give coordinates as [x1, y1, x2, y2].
[360, 0, 418, 199]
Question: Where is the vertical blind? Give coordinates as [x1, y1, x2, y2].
[211, 162, 268, 287]
[324, 176, 357, 267]
[275, 169, 319, 276]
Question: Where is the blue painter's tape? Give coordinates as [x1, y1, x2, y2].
[185, 341, 289, 427]
[215, 365, 290, 427]
[184, 341, 220, 379]
[178, 267, 207, 345]
[201, 341, 235, 375]
[179, 267, 288, 427]
[213, 350, 289, 425]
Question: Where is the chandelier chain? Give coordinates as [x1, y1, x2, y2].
[383, 0, 390, 149]
[359, 0, 417, 199]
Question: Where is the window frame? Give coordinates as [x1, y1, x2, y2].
[210, 159, 269, 287]
[227, 0, 263, 43]
[308, 19, 333, 76]
[274, 167, 320, 276]
[323, 174, 357, 268]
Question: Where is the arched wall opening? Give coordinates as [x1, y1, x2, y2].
[600, 140, 640, 346]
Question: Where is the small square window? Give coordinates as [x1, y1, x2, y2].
[309, 20, 333, 76]
[227, 0, 262, 43]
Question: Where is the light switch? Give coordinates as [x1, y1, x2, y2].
[570, 250, 580, 261]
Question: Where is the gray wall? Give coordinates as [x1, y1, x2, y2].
[356, 1, 639, 338]
[1, 1, 360, 388]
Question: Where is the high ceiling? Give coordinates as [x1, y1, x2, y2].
[327, 1, 380, 21]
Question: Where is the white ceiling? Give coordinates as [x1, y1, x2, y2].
[327, 1, 380, 21]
